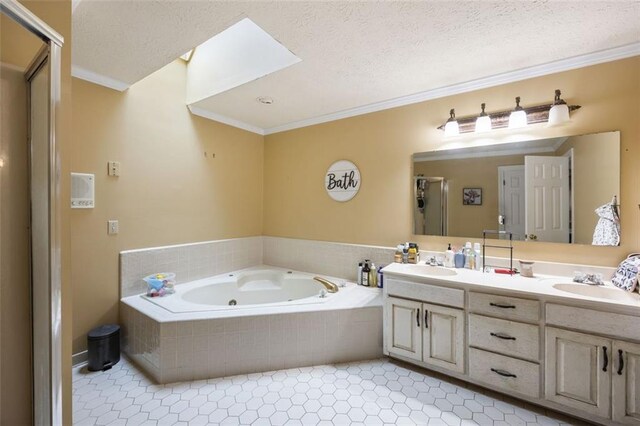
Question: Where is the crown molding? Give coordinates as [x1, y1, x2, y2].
[71, 65, 130, 91]
[188, 105, 265, 135]
[263, 42, 640, 135]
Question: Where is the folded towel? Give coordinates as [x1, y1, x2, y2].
[612, 254, 640, 292]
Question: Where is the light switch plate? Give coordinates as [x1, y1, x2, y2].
[107, 220, 119, 235]
[107, 161, 120, 176]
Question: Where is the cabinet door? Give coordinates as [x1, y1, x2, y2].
[385, 296, 422, 361]
[422, 303, 464, 373]
[545, 327, 611, 418]
[613, 340, 640, 424]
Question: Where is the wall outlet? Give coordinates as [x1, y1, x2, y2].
[107, 161, 120, 176]
[107, 220, 119, 235]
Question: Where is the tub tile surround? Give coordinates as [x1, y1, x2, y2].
[120, 237, 263, 297]
[121, 303, 382, 384]
[121, 235, 617, 299]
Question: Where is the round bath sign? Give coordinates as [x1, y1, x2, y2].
[325, 160, 361, 202]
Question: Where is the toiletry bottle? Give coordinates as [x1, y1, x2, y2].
[362, 261, 370, 286]
[408, 244, 417, 264]
[377, 266, 384, 288]
[473, 243, 483, 271]
[454, 249, 465, 268]
[445, 244, 455, 268]
[464, 242, 472, 269]
[394, 245, 403, 263]
[402, 246, 409, 264]
[369, 262, 377, 287]
[357, 262, 363, 285]
[468, 249, 476, 270]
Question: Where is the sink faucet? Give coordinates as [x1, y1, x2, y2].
[313, 277, 339, 293]
[574, 272, 604, 286]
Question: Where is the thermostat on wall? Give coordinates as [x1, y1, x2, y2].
[71, 172, 95, 208]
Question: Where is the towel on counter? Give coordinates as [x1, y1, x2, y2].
[592, 202, 620, 246]
[612, 254, 640, 292]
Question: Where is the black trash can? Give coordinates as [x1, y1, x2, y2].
[87, 324, 120, 372]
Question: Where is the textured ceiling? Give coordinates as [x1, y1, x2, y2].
[73, 1, 640, 132]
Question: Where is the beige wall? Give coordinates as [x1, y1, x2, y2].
[264, 57, 640, 266]
[71, 61, 264, 354]
[1, 1, 73, 423]
[555, 132, 620, 244]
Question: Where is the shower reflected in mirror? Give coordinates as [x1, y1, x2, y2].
[414, 176, 448, 236]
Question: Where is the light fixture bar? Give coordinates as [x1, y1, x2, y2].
[437, 102, 581, 133]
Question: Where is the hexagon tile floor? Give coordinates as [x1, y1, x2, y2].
[73, 357, 578, 426]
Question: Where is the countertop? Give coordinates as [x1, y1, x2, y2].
[382, 262, 640, 312]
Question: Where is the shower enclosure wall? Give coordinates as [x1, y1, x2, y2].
[414, 176, 448, 236]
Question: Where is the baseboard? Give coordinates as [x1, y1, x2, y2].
[72, 350, 88, 367]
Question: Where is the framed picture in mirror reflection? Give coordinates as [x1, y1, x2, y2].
[463, 188, 482, 205]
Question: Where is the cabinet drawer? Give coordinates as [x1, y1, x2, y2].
[469, 348, 540, 399]
[468, 314, 540, 362]
[469, 292, 539, 323]
[386, 279, 464, 308]
[546, 304, 640, 342]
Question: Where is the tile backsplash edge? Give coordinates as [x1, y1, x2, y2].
[120, 236, 619, 298]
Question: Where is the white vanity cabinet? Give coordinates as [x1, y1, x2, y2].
[384, 279, 465, 373]
[386, 296, 422, 361]
[382, 268, 640, 426]
[545, 327, 612, 417]
[613, 340, 640, 425]
[545, 328, 640, 424]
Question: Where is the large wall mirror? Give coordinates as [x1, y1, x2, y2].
[413, 131, 621, 245]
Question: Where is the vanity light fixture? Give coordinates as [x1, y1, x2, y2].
[474, 103, 491, 133]
[508, 96, 528, 129]
[547, 89, 570, 126]
[438, 89, 580, 136]
[443, 109, 460, 137]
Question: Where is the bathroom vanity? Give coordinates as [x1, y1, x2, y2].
[382, 263, 640, 426]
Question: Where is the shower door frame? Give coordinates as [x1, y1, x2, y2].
[0, 0, 63, 424]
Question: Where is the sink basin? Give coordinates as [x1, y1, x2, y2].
[553, 283, 640, 303]
[407, 265, 458, 277]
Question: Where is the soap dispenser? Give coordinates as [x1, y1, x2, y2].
[445, 244, 455, 268]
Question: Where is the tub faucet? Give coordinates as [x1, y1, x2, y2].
[313, 277, 339, 293]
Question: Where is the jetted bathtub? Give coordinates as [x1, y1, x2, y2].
[121, 266, 383, 383]
[142, 268, 345, 313]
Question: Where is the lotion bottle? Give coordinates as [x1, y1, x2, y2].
[464, 242, 473, 269]
[473, 243, 483, 271]
[368, 262, 377, 287]
[444, 244, 455, 268]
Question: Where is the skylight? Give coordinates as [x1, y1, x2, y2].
[186, 18, 301, 105]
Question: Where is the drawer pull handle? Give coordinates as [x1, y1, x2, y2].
[603, 346, 608, 372]
[617, 349, 624, 375]
[489, 302, 516, 309]
[416, 308, 420, 328]
[424, 310, 428, 329]
[490, 332, 516, 341]
[491, 368, 517, 378]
